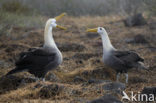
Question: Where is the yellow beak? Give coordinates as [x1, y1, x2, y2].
[54, 13, 67, 21]
[86, 28, 98, 32]
[56, 25, 67, 30]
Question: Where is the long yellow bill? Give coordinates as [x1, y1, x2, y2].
[55, 13, 67, 21]
[56, 25, 67, 30]
[86, 28, 98, 32]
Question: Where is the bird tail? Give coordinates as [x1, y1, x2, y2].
[6, 67, 26, 76]
[137, 62, 148, 70]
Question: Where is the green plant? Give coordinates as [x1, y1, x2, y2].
[144, 0, 156, 16]
[1, 0, 30, 14]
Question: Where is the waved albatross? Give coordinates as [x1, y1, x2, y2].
[6, 13, 67, 81]
[87, 27, 147, 83]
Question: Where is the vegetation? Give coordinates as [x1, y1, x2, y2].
[0, 0, 156, 103]
[144, 0, 156, 16]
[0, 0, 150, 16]
[1, 0, 30, 14]
[0, 15, 155, 103]
[0, 1, 46, 36]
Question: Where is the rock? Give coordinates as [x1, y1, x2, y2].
[45, 73, 60, 82]
[22, 77, 37, 83]
[0, 60, 11, 68]
[88, 94, 122, 103]
[74, 76, 86, 83]
[129, 76, 147, 84]
[149, 20, 156, 30]
[102, 82, 125, 94]
[88, 79, 110, 84]
[141, 87, 156, 101]
[123, 13, 147, 27]
[81, 67, 113, 80]
[34, 83, 43, 88]
[72, 53, 99, 60]
[57, 43, 85, 52]
[0, 76, 21, 94]
[86, 33, 98, 39]
[5, 44, 26, 53]
[71, 98, 88, 103]
[75, 60, 83, 64]
[141, 87, 156, 96]
[72, 89, 82, 95]
[125, 34, 148, 44]
[91, 68, 112, 79]
[0, 75, 35, 94]
[39, 84, 64, 98]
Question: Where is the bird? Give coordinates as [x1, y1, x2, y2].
[86, 27, 147, 83]
[6, 13, 67, 81]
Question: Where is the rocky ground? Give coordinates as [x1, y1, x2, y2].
[0, 16, 156, 103]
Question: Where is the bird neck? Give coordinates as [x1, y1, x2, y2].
[43, 22, 57, 49]
[100, 31, 115, 55]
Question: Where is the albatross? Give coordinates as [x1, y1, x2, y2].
[87, 27, 147, 83]
[6, 13, 67, 81]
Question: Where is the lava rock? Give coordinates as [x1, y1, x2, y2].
[72, 53, 99, 60]
[71, 98, 88, 103]
[81, 67, 113, 79]
[141, 87, 156, 101]
[149, 21, 156, 30]
[72, 89, 82, 95]
[88, 94, 122, 103]
[0, 75, 37, 94]
[39, 84, 64, 98]
[102, 82, 126, 91]
[86, 33, 98, 39]
[88, 79, 110, 84]
[125, 34, 148, 44]
[129, 76, 147, 84]
[74, 76, 86, 83]
[34, 83, 44, 88]
[123, 13, 147, 27]
[0, 60, 11, 68]
[0, 76, 23, 94]
[45, 73, 60, 82]
[75, 60, 83, 64]
[141, 87, 156, 96]
[57, 43, 85, 52]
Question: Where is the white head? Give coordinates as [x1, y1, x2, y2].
[97, 27, 107, 35]
[45, 18, 66, 30]
[86, 27, 115, 53]
[50, 19, 57, 28]
[87, 27, 107, 35]
[44, 13, 67, 47]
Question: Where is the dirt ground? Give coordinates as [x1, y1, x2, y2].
[0, 16, 156, 103]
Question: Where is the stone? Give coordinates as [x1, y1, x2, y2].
[57, 43, 85, 52]
[125, 34, 148, 44]
[88, 94, 122, 103]
[123, 13, 147, 27]
[74, 76, 86, 83]
[39, 84, 64, 98]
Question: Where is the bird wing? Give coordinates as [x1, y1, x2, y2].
[112, 50, 144, 68]
[15, 48, 56, 67]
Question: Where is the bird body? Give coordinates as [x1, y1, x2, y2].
[6, 13, 66, 79]
[87, 27, 147, 83]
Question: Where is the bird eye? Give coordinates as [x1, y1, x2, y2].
[100, 28, 102, 30]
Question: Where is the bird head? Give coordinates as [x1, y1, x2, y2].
[49, 13, 67, 30]
[86, 27, 107, 35]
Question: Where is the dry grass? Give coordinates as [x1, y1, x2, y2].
[0, 15, 156, 103]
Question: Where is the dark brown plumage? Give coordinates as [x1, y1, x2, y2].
[6, 18, 65, 80]
[7, 48, 60, 78]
